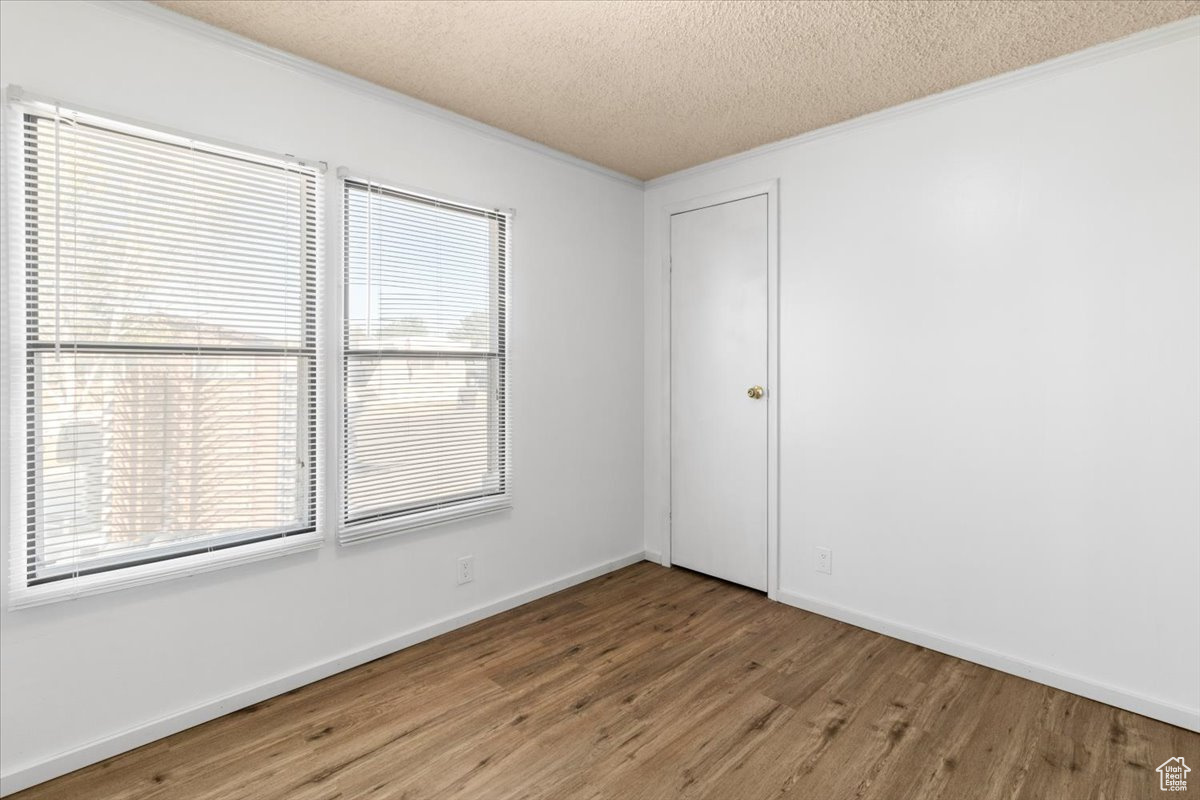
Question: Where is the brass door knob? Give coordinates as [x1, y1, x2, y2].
[747, 385, 764, 399]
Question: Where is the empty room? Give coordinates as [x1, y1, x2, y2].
[0, 1, 1197, 798]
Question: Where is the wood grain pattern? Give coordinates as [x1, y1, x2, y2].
[15, 562, 1198, 799]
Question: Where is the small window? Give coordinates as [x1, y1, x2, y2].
[340, 178, 509, 543]
[9, 100, 321, 603]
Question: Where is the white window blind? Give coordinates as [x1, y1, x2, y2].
[8, 98, 321, 603]
[340, 177, 509, 543]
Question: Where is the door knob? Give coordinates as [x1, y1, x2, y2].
[747, 385, 764, 399]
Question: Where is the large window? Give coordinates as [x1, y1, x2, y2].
[340, 178, 509, 543]
[10, 101, 321, 602]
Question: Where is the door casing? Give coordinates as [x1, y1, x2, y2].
[659, 180, 780, 600]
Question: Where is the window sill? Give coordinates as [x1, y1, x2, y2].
[338, 495, 511, 546]
[6, 532, 324, 610]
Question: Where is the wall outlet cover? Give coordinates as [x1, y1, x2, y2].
[815, 547, 832, 575]
[457, 555, 474, 585]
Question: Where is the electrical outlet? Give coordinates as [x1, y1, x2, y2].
[815, 547, 832, 575]
[457, 555, 474, 585]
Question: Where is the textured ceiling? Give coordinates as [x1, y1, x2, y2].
[153, 0, 1199, 180]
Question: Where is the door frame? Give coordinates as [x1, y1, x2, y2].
[660, 180, 780, 600]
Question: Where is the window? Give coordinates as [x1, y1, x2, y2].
[340, 178, 509, 543]
[8, 99, 321, 604]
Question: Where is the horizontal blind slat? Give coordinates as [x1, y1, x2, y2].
[341, 180, 507, 538]
[16, 106, 320, 590]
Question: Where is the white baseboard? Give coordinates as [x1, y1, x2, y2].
[0, 550, 652, 797]
[776, 589, 1200, 733]
[16, 555, 1183, 796]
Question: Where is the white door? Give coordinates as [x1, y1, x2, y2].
[670, 194, 768, 591]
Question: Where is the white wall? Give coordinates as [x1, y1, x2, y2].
[2, 1, 1197, 792]
[0, 0, 644, 789]
[644, 24, 1200, 729]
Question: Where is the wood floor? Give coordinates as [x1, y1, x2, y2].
[17, 562, 1198, 800]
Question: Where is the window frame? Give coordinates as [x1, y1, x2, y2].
[335, 171, 512, 546]
[3, 91, 326, 608]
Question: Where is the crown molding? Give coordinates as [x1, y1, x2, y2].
[646, 15, 1200, 189]
[90, 0, 644, 189]
[59, 5, 1200, 193]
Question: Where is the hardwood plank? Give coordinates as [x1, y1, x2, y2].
[13, 562, 1197, 800]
